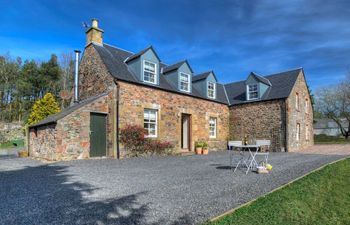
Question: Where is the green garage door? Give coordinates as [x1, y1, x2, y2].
[90, 113, 107, 157]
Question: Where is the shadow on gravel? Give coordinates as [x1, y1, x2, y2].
[0, 164, 193, 225]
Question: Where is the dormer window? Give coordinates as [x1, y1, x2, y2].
[179, 72, 190, 92]
[207, 81, 216, 99]
[248, 84, 258, 100]
[143, 60, 157, 84]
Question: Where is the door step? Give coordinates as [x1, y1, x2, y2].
[176, 151, 195, 156]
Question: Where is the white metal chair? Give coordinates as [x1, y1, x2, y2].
[255, 140, 270, 165]
[228, 141, 250, 173]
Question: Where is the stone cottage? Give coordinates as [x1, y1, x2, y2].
[28, 19, 313, 160]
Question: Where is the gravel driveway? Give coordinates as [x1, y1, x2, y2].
[0, 150, 348, 225]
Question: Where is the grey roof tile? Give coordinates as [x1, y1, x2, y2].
[225, 69, 302, 105]
[124, 46, 160, 63]
[162, 60, 193, 74]
[250, 72, 272, 86]
[192, 71, 218, 82]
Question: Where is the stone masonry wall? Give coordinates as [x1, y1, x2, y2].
[286, 72, 314, 151]
[29, 124, 57, 160]
[229, 100, 287, 152]
[29, 94, 110, 161]
[78, 44, 114, 100]
[118, 81, 229, 157]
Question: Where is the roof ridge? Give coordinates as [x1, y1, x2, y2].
[103, 43, 134, 54]
[264, 67, 303, 77]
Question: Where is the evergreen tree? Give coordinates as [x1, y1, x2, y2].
[27, 93, 60, 125]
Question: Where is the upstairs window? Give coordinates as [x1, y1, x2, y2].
[295, 93, 300, 110]
[305, 98, 309, 114]
[207, 82, 216, 99]
[209, 117, 217, 138]
[248, 84, 258, 100]
[143, 60, 157, 84]
[179, 72, 190, 92]
[144, 109, 158, 137]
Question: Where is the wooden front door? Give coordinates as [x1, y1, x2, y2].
[90, 113, 107, 157]
[181, 114, 191, 150]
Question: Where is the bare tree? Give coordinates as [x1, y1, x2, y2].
[59, 53, 74, 108]
[315, 79, 350, 139]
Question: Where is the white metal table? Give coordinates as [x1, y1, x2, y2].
[229, 144, 261, 174]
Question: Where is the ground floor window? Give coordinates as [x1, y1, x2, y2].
[144, 109, 157, 137]
[209, 117, 217, 138]
[296, 123, 300, 141]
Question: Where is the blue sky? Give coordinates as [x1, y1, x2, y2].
[1, 0, 350, 90]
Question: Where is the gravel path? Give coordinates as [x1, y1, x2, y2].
[0, 151, 348, 225]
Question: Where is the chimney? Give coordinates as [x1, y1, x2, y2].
[86, 18, 104, 45]
[74, 50, 81, 103]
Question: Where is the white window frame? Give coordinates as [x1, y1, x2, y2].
[144, 109, 158, 138]
[179, 72, 191, 92]
[207, 81, 216, 99]
[247, 84, 259, 100]
[143, 60, 157, 84]
[296, 123, 300, 141]
[209, 117, 217, 138]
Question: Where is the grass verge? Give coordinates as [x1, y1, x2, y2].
[205, 158, 350, 225]
[315, 134, 350, 144]
[0, 139, 24, 149]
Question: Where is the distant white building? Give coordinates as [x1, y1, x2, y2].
[314, 118, 349, 136]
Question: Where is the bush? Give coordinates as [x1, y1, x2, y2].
[120, 125, 147, 155]
[27, 93, 60, 126]
[144, 140, 174, 155]
[120, 124, 174, 156]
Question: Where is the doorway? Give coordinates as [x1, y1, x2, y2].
[90, 112, 107, 157]
[181, 114, 191, 150]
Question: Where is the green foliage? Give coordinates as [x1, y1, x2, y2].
[0, 52, 74, 123]
[27, 93, 60, 125]
[202, 141, 208, 149]
[204, 158, 350, 225]
[120, 124, 174, 156]
[314, 134, 350, 144]
[195, 141, 203, 148]
[0, 139, 24, 149]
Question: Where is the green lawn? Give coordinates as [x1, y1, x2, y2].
[205, 158, 350, 225]
[0, 139, 24, 149]
[315, 134, 350, 144]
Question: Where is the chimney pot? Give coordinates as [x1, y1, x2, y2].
[92, 18, 98, 28]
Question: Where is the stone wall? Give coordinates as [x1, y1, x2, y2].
[118, 81, 230, 157]
[29, 94, 110, 161]
[286, 71, 314, 151]
[229, 100, 287, 152]
[0, 122, 24, 143]
[78, 44, 114, 100]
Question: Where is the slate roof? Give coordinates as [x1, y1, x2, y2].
[29, 92, 109, 128]
[162, 60, 193, 74]
[94, 43, 229, 104]
[92, 43, 303, 107]
[124, 46, 160, 63]
[249, 72, 272, 86]
[224, 68, 302, 105]
[192, 71, 218, 82]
